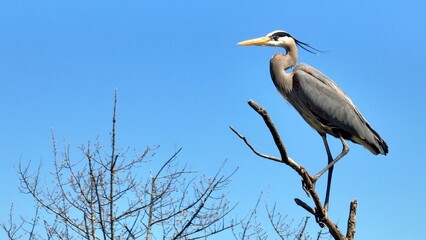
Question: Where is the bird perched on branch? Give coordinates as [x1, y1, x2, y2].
[238, 30, 388, 210]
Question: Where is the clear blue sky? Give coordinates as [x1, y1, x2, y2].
[1, 1, 425, 239]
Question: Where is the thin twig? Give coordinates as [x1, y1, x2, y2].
[297, 216, 310, 240]
[229, 126, 282, 163]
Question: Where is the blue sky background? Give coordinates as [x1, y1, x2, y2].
[1, 1, 425, 239]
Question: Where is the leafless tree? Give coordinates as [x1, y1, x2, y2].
[230, 100, 357, 240]
[1, 92, 237, 240]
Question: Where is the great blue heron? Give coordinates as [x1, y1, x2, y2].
[238, 30, 388, 210]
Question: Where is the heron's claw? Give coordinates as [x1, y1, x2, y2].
[314, 208, 328, 227]
[302, 179, 311, 197]
[315, 215, 326, 228]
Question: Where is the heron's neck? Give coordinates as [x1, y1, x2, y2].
[284, 45, 298, 70]
[270, 47, 298, 97]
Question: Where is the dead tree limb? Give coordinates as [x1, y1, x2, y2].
[230, 99, 358, 240]
[346, 200, 358, 240]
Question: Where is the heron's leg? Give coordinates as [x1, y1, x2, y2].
[320, 134, 334, 212]
[312, 134, 349, 211]
[313, 134, 349, 181]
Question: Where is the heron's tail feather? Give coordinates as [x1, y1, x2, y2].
[351, 123, 388, 155]
[356, 124, 388, 155]
[370, 128, 389, 155]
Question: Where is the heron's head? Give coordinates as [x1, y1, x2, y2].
[238, 30, 320, 54]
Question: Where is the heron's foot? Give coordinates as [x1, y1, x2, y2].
[302, 175, 317, 197]
[315, 216, 326, 228]
[302, 179, 311, 197]
[315, 209, 328, 227]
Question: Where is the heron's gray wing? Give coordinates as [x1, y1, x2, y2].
[291, 66, 371, 142]
[294, 64, 348, 100]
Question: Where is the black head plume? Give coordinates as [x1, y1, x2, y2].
[294, 38, 323, 54]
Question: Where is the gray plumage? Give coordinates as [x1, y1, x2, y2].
[270, 55, 388, 155]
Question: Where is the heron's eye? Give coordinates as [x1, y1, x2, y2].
[271, 36, 279, 41]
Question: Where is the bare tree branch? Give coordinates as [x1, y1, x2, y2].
[1, 204, 24, 239]
[109, 89, 118, 240]
[231, 99, 357, 240]
[232, 194, 267, 240]
[266, 202, 286, 240]
[297, 216, 309, 240]
[346, 200, 357, 240]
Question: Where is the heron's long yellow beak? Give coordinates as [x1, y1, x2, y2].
[237, 36, 270, 46]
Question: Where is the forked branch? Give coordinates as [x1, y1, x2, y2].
[230, 100, 357, 240]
